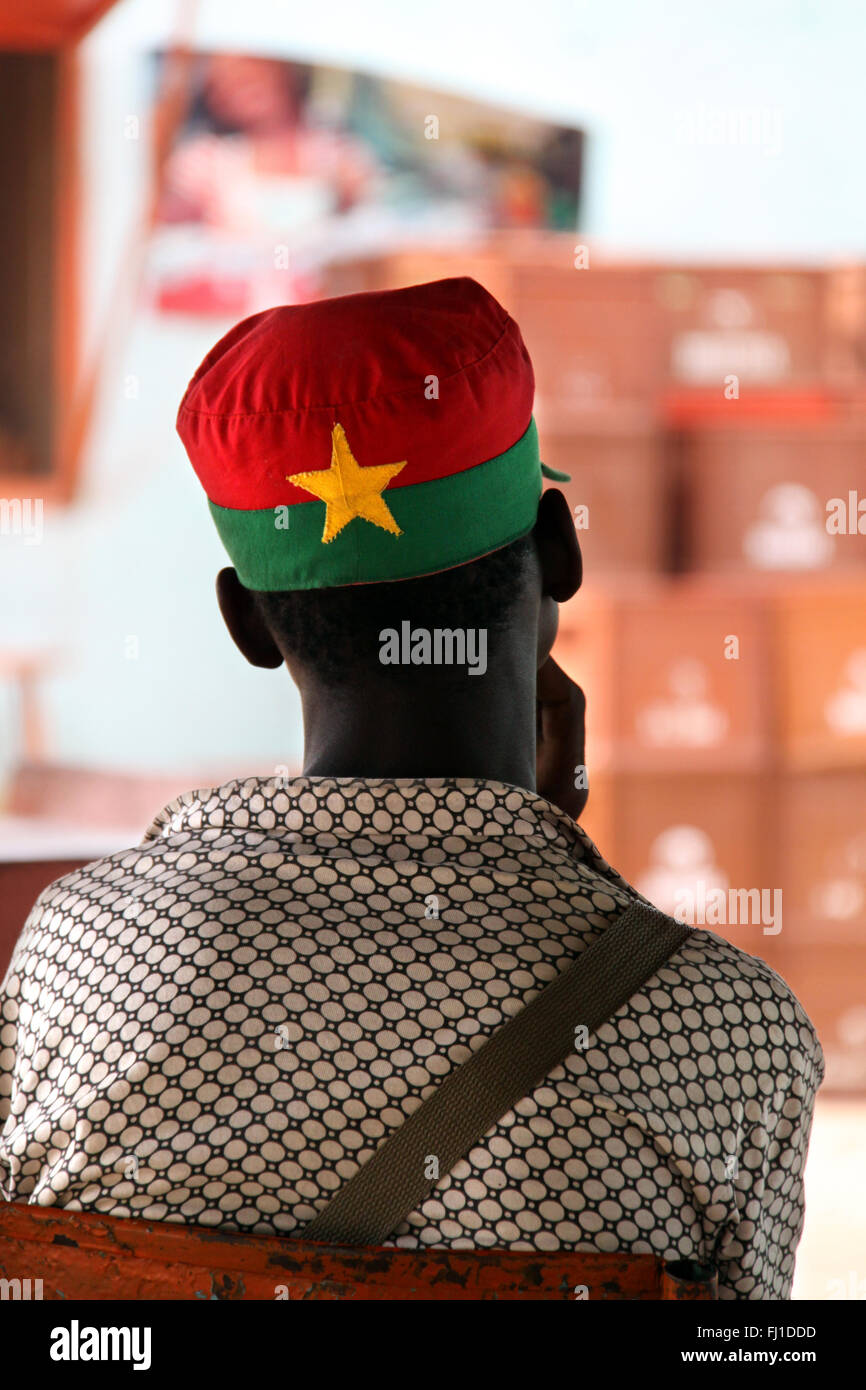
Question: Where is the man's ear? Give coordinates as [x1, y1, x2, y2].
[534, 488, 582, 601]
[216, 568, 284, 669]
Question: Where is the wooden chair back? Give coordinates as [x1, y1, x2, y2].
[0, 1202, 718, 1300]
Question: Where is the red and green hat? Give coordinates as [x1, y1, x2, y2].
[176, 276, 568, 591]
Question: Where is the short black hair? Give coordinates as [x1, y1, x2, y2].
[254, 533, 535, 686]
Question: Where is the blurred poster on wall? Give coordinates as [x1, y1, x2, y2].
[147, 51, 584, 318]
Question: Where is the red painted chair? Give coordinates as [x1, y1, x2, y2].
[0, 1202, 718, 1300]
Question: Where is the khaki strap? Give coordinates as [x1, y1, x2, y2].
[304, 901, 690, 1246]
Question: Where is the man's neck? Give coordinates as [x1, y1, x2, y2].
[299, 672, 537, 790]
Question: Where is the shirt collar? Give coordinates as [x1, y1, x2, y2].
[142, 774, 598, 863]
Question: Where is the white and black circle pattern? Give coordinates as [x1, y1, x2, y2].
[0, 777, 823, 1299]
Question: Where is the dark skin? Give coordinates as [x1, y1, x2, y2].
[217, 487, 589, 821]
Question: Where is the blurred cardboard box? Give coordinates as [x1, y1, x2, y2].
[555, 579, 771, 773]
[658, 267, 827, 388]
[515, 264, 826, 415]
[824, 263, 866, 390]
[519, 263, 831, 411]
[540, 421, 669, 574]
[681, 413, 866, 573]
[511, 264, 667, 422]
[772, 579, 866, 769]
[777, 770, 866, 945]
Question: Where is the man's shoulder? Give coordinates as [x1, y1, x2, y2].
[15, 781, 233, 926]
[7, 834, 172, 961]
[580, 856, 826, 1081]
[30, 850, 136, 904]
[672, 922, 825, 1081]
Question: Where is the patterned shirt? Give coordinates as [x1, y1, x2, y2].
[0, 776, 823, 1299]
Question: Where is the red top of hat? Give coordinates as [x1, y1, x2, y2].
[177, 277, 534, 511]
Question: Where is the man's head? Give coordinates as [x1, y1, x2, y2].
[177, 276, 580, 775]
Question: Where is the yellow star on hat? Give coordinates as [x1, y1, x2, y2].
[287, 423, 407, 543]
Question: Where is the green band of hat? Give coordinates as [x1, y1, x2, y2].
[209, 418, 550, 591]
